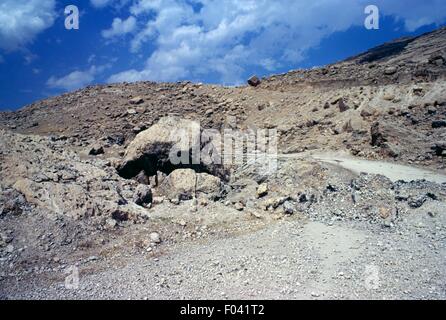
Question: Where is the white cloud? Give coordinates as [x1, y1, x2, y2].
[0, 0, 56, 52]
[379, 0, 446, 31]
[108, 0, 446, 84]
[47, 65, 110, 91]
[102, 16, 137, 39]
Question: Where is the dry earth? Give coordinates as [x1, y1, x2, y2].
[0, 27, 446, 300]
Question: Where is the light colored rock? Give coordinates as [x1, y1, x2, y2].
[162, 169, 197, 200]
[383, 93, 396, 101]
[117, 117, 201, 179]
[256, 183, 268, 198]
[384, 67, 397, 75]
[150, 232, 161, 244]
[196, 173, 221, 199]
[152, 196, 165, 205]
[283, 201, 295, 215]
[129, 96, 144, 105]
[234, 202, 245, 211]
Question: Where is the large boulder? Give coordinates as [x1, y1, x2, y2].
[247, 75, 261, 87]
[196, 173, 222, 200]
[117, 116, 225, 179]
[161, 169, 197, 201]
[160, 169, 222, 201]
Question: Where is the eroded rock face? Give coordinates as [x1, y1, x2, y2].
[117, 116, 225, 180]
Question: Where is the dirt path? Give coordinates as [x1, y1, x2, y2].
[3, 214, 445, 300]
[312, 154, 446, 184]
[276, 152, 446, 184]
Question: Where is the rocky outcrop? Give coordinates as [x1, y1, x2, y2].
[117, 116, 225, 180]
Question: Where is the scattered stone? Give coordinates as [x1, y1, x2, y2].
[133, 125, 147, 134]
[383, 93, 395, 101]
[129, 96, 144, 105]
[408, 196, 426, 209]
[150, 232, 161, 244]
[196, 173, 222, 200]
[379, 207, 392, 219]
[105, 218, 117, 228]
[162, 169, 197, 201]
[152, 196, 165, 205]
[247, 75, 261, 87]
[299, 194, 308, 203]
[384, 67, 397, 75]
[360, 109, 373, 118]
[5, 244, 14, 253]
[338, 99, 349, 112]
[283, 201, 295, 215]
[263, 196, 290, 210]
[256, 183, 268, 198]
[88, 145, 104, 156]
[413, 86, 424, 96]
[431, 141, 446, 156]
[234, 202, 245, 211]
[133, 185, 152, 207]
[432, 120, 446, 128]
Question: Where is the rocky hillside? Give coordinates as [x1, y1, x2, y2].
[1, 27, 445, 300]
[1, 27, 445, 169]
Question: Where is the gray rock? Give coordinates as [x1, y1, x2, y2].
[150, 232, 161, 244]
[384, 67, 397, 75]
[133, 185, 152, 207]
[88, 145, 104, 156]
[432, 120, 446, 128]
[161, 169, 197, 201]
[338, 99, 349, 112]
[283, 201, 295, 215]
[247, 75, 261, 87]
[129, 96, 144, 105]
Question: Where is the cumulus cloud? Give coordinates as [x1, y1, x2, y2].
[0, 0, 56, 52]
[47, 65, 110, 91]
[107, 0, 446, 84]
[379, 0, 446, 31]
[102, 16, 137, 39]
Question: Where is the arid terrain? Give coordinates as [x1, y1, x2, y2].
[0, 27, 445, 300]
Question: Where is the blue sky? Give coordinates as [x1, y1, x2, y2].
[1, 0, 446, 111]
